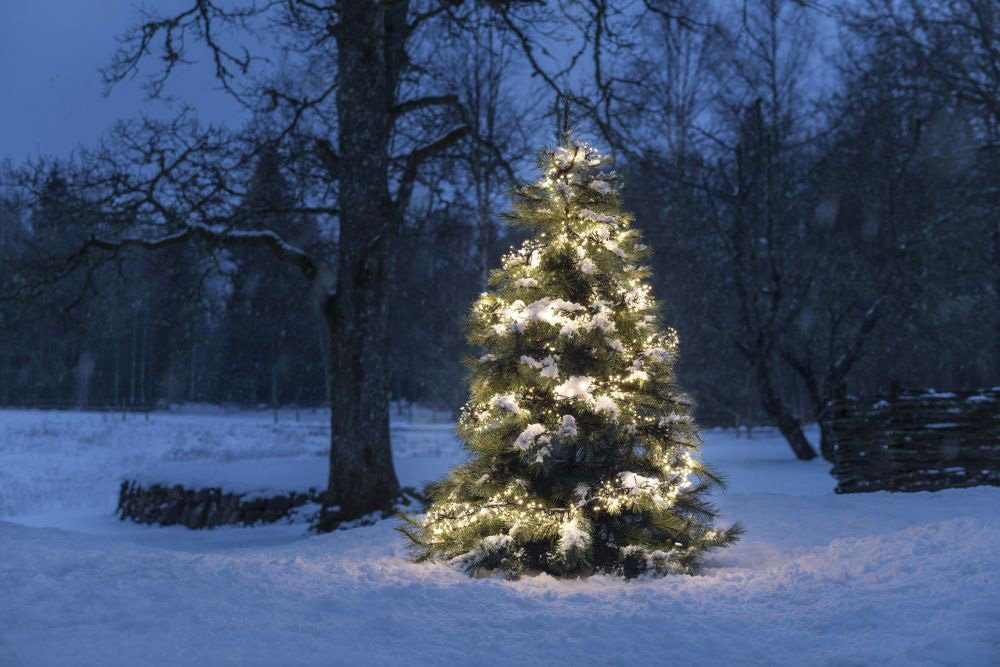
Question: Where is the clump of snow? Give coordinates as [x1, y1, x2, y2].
[589, 179, 613, 194]
[922, 389, 957, 398]
[591, 396, 620, 416]
[513, 424, 552, 463]
[554, 377, 618, 417]
[578, 208, 616, 224]
[493, 394, 521, 413]
[618, 471, 661, 494]
[603, 240, 628, 259]
[626, 369, 649, 383]
[482, 534, 513, 550]
[539, 356, 559, 379]
[520, 355, 542, 369]
[559, 415, 578, 438]
[500, 297, 587, 334]
[559, 321, 581, 336]
[514, 424, 547, 452]
[553, 146, 579, 165]
[587, 303, 617, 333]
[658, 413, 690, 427]
[521, 355, 559, 379]
[555, 376, 594, 401]
[557, 517, 591, 555]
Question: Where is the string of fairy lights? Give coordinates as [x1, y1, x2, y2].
[416, 141, 715, 567]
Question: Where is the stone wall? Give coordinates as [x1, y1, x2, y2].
[117, 480, 321, 528]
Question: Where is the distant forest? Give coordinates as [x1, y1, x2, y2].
[1, 0, 996, 431]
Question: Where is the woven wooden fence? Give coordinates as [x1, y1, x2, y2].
[827, 389, 1000, 493]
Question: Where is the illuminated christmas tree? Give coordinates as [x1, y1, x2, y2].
[402, 139, 742, 578]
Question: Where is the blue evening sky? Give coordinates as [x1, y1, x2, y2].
[0, 1, 245, 164]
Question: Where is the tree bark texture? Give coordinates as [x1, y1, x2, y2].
[318, 2, 407, 526]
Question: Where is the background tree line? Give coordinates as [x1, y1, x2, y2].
[0, 0, 996, 469]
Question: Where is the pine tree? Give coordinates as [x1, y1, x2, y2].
[402, 139, 742, 578]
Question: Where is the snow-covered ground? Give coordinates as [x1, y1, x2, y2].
[1, 408, 997, 666]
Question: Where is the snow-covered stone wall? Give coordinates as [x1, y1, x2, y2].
[117, 481, 319, 528]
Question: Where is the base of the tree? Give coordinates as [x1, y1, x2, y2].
[117, 479, 323, 529]
[312, 488, 425, 533]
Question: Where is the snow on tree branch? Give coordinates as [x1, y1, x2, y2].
[76, 223, 320, 284]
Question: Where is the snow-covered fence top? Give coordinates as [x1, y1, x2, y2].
[827, 389, 1000, 494]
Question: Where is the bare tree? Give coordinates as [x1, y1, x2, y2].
[686, 0, 824, 459]
[843, 0, 1000, 394]
[30, 1, 480, 525]
[15, 1, 637, 526]
[435, 17, 526, 289]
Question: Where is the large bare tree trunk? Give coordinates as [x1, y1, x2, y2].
[317, 2, 404, 527]
[754, 359, 816, 460]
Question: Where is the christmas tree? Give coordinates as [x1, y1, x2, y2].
[402, 139, 742, 578]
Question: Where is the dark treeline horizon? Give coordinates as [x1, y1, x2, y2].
[0, 0, 996, 454]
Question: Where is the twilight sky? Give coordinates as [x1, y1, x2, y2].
[0, 1, 244, 164]
[0, 1, 840, 166]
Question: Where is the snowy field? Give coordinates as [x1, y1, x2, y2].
[1, 408, 998, 666]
